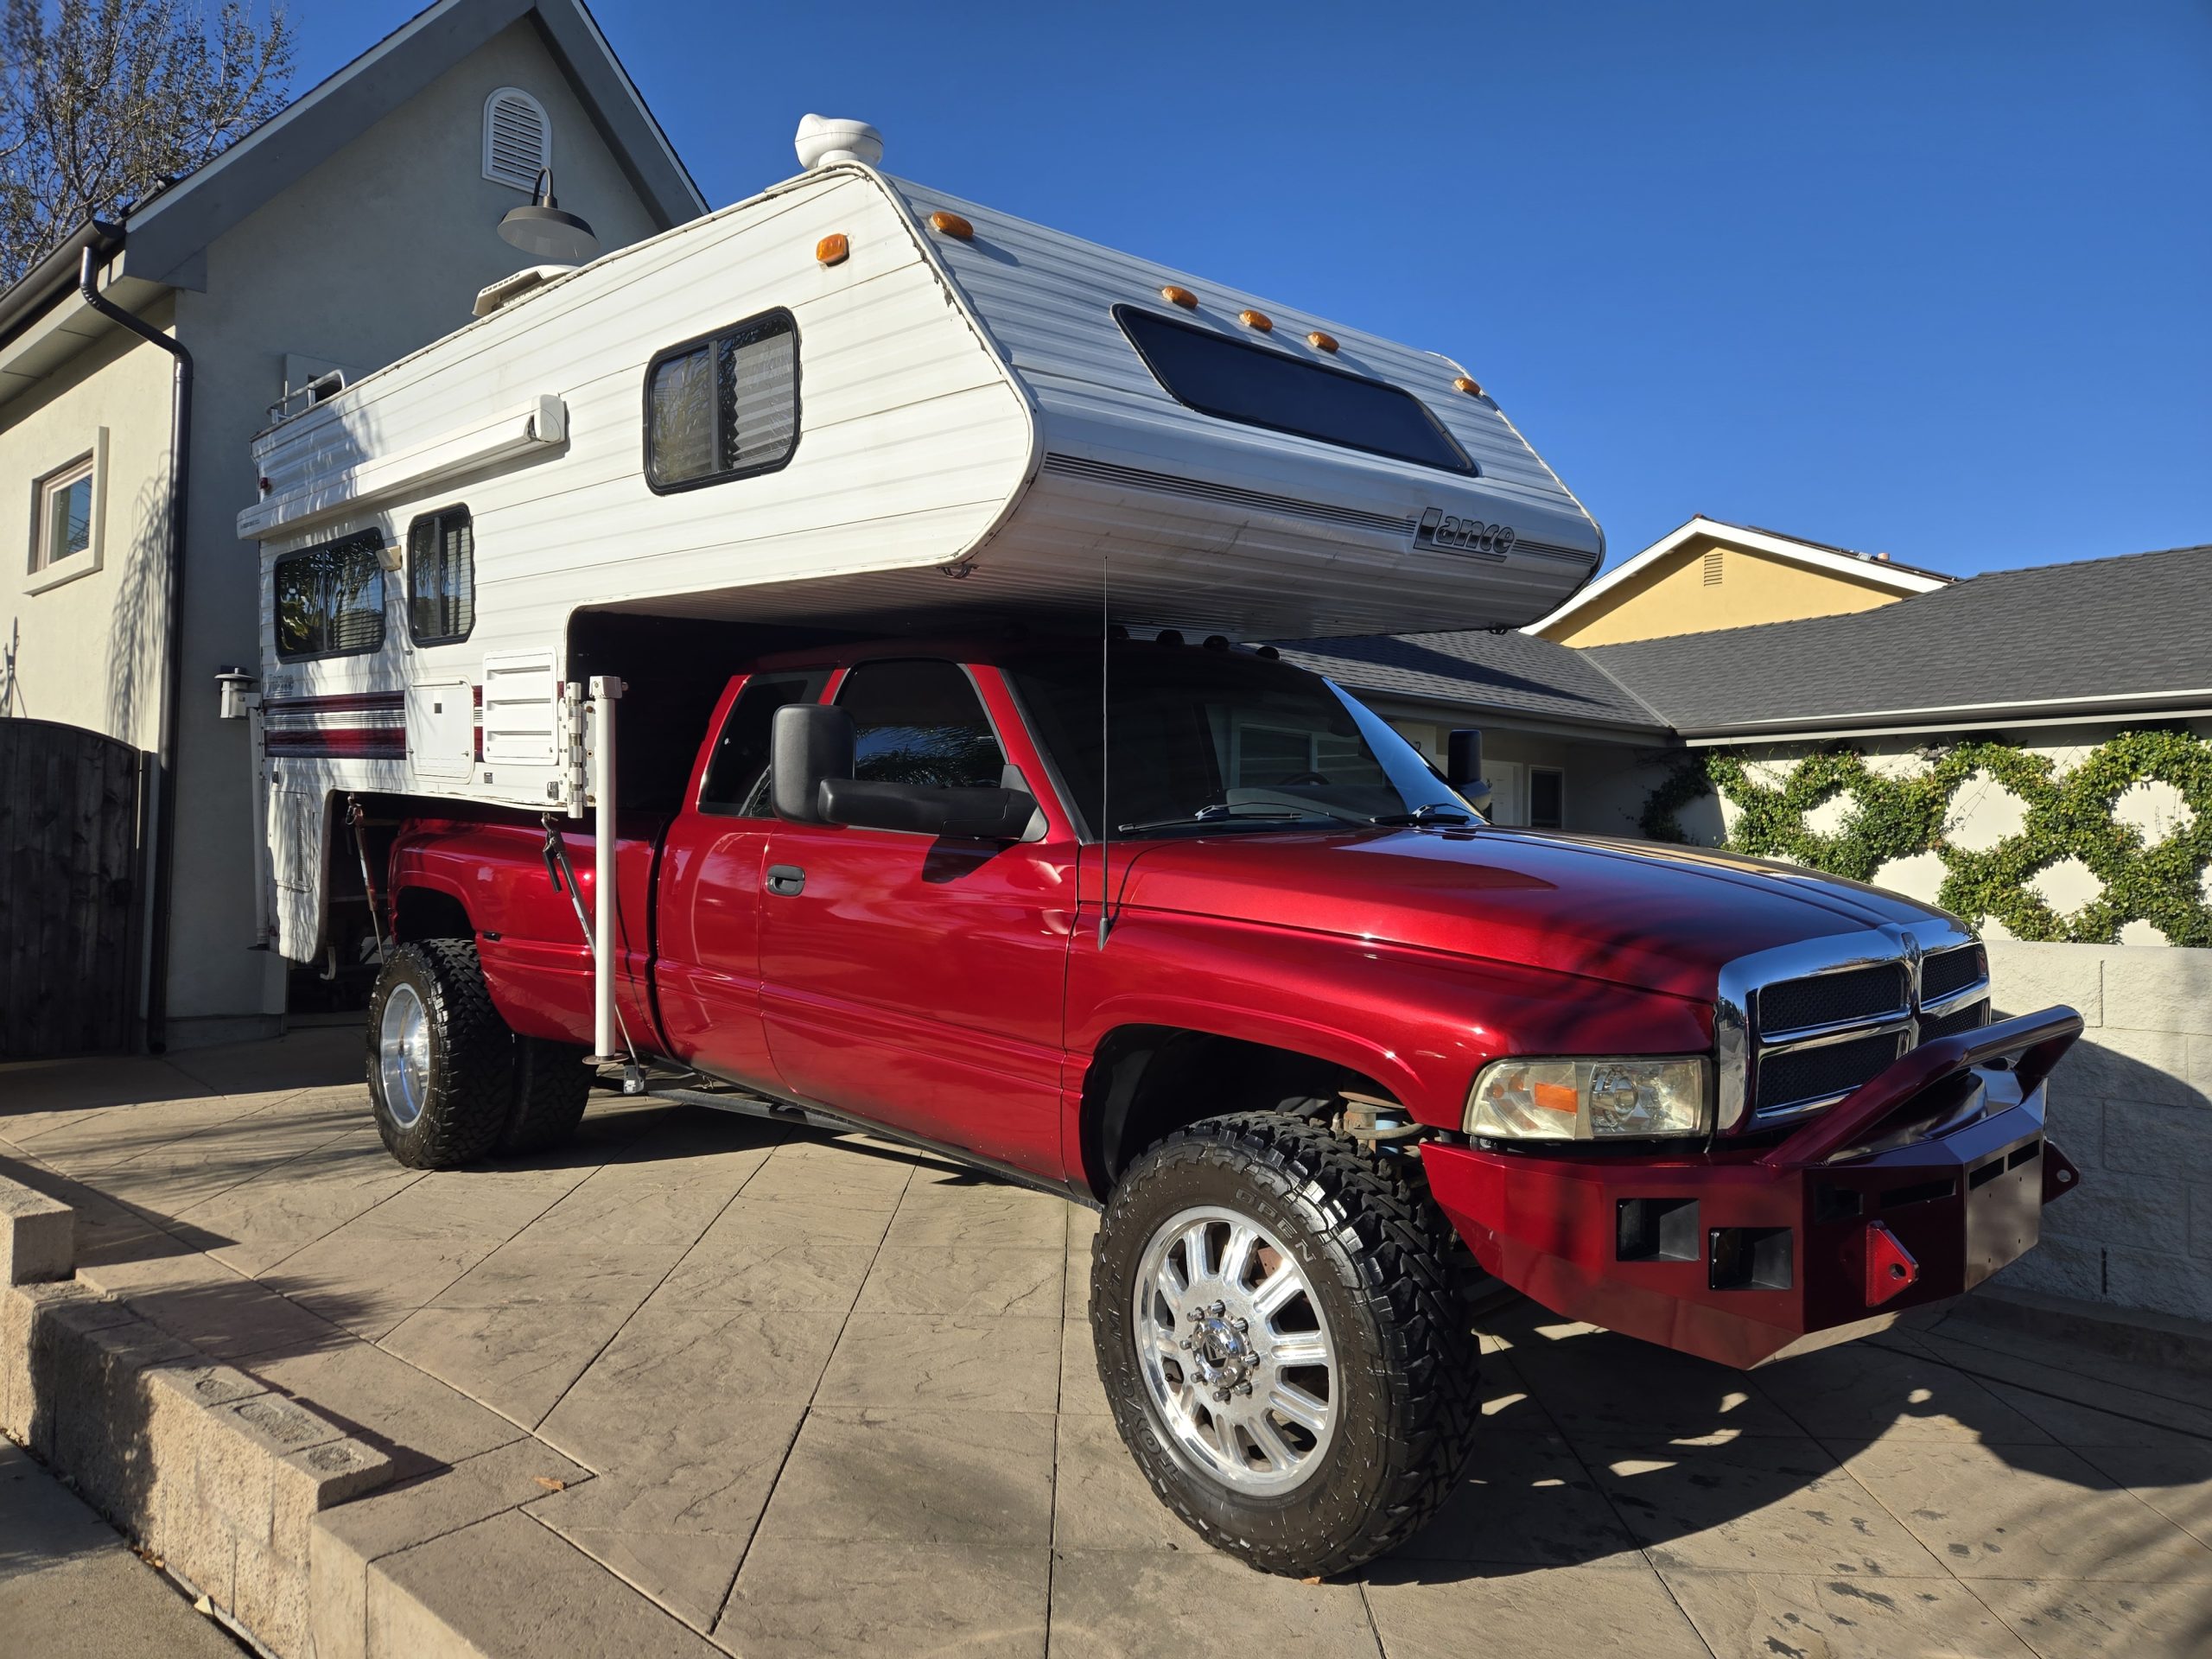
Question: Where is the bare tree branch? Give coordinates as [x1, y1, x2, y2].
[0, 0, 294, 284]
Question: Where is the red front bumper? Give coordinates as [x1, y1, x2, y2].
[1423, 1007, 2085, 1370]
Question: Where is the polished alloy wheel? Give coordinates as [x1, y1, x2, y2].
[1132, 1204, 1337, 1496]
[377, 981, 431, 1128]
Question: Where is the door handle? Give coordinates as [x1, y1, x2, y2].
[766, 864, 806, 897]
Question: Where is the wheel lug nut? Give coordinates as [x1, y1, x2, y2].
[1210, 1301, 1225, 1317]
[1179, 1338, 1192, 1350]
[1235, 1381, 1252, 1395]
[1214, 1388, 1230, 1402]
[1231, 1317, 1248, 1332]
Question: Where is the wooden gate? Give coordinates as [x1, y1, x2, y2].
[0, 718, 145, 1057]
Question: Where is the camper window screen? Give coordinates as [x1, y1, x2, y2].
[407, 506, 474, 644]
[274, 531, 386, 659]
[1115, 306, 1473, 474]
[645, 311, 798, 491]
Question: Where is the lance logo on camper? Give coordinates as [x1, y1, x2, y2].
[1414, 507, 1516, 558]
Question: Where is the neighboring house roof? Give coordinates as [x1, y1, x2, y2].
[0, 0, 703, 359]
[1527, 514, 1953, 639]
[1585, 543, 2212, 740]
[1279, 630, 1670, 736]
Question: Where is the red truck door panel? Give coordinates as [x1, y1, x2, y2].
[655, 671, 828, 1092]
[757, 658, 1077, 1177]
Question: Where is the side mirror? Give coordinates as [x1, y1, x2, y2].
[1446, 728, 1492, 804]
[771, 702, 854, 823]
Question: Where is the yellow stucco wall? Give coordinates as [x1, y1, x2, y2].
[0, 298, 179, 750]
[1541, 537, 1913, 647]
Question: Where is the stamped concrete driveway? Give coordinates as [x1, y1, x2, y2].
[4, 1028, 2210, 1658]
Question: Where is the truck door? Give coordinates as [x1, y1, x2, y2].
[757, 658, 1077, 1178]
[654, 669, 828, 1093]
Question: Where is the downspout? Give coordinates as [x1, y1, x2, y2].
[79, 246, 192, 1052]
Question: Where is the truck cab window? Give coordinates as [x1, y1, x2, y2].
[698, 670, 830, 816]
[835, 658, 1004, 790]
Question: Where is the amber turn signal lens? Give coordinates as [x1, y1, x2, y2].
[1453, 375, 1484, 396]
[1160, 284, 1197, 308]
[1306, 331, 1338, 353]
[928, 211, 973, 240]
[1238, 308, 1273, 332]
[815, 233, 849, 266]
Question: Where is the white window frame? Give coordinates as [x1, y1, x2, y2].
[483, 86, 552, 192]
[26, 429, 107, 594]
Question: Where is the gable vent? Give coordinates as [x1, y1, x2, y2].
[484, 87, 551, 191]
[1702, 549, 1724, 586]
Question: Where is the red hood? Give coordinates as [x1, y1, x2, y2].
[1114, 827, 1950, 1001]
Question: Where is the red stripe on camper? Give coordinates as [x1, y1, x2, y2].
[264, 728, 406, 759]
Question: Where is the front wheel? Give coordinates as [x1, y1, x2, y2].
[365, 940, 514, 1168]
[1090, 1112, 1483, 1578]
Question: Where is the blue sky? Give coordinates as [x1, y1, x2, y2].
[291, 1, 2210, 578]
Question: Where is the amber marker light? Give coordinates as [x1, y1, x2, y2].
[1160, 285, 1197, 308]
[816, 233, 849, 266]
[1238, 308, 1273, 332]
[1307, 331, 1338, 353]
[929, 210, 973, 239]
[1453, 375, 1484, 396]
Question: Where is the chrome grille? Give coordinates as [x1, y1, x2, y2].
[1757, 963, 1907, 1036]
[1717, 923, 1992, 1128]
[1921, 944, 1988, 1004]
[1754, 1029, 1910, 1116]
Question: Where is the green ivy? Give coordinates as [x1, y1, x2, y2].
[1640, 728, 2212, 946]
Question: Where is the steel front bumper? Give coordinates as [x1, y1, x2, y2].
[1421, 1007, 2085, 1370]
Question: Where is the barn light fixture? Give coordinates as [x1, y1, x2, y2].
[498, 168, 599, 264]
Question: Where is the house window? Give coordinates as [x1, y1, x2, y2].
[274, 531, 386, 659]
[645, 311, 799, 492]
[1529, 766, 1566, 830]
[31, 454, 95, 573]
[408, 506, 475, 644]
[484, 87, 551, 191]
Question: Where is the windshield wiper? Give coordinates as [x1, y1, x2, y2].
[1116, 805, 1319, 835]
[1370, 803, 1476, 827]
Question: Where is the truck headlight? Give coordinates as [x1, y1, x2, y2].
[1465, 1057, 1711, 1141]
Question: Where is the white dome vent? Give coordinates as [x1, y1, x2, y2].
[795, 114, 883, 171]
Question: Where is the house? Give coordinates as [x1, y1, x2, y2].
[1530, 515, 1952, 647]
[0, 0, 703, 1049]
[1328, 542, 2212, 945]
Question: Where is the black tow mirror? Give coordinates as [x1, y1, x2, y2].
[1446, 728, 1492, 804]
[771, 702, 854, 824]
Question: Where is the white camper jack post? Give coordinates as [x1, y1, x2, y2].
[588, 675, 625, 1071]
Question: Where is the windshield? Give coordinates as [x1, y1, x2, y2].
[1003, 640, 1475, 837]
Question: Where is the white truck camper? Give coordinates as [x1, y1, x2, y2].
[238, 117, 1604, 1039]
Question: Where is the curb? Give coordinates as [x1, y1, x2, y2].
[1, 1170, 394, 1659]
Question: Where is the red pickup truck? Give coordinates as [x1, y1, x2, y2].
[365, 630, 2081, 1577]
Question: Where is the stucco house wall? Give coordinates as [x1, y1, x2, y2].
[1, 302, 178, 750]
[1544, 534, 1915, 648]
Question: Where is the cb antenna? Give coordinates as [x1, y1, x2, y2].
[1097, 556, 1113, 950]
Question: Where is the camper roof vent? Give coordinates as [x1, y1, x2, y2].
[473, 264, 574, 318]
[795, 114, 883, 171]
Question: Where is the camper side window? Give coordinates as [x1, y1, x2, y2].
[407, 506, 474, 645]
[645, 310, 799, 492]
[274, 532, 386, 660]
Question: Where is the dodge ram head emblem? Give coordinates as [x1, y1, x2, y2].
[1415, 508, 1516, 558]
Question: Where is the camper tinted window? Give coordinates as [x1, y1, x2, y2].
[407, 506, 474, 645]
[645, 311, 798, 491]
[274, 532, 385, 659]
[1115, 307, 1472, 474]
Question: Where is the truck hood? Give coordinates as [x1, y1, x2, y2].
[1114, 827, 1952, 1001]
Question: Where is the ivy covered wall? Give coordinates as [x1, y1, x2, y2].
[1638, 726, 2212, 946]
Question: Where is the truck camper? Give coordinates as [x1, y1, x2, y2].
[238, 118, 2082, 1577]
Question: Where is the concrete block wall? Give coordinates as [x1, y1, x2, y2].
[1987, 940, 2212, 1324]
[0, 1174, 391, 1657]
